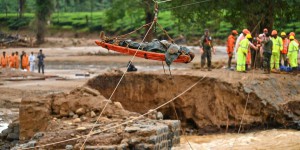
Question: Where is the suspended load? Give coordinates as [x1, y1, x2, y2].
[95, 2, 194, 66]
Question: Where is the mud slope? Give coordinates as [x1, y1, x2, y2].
[87, 73, 300, 133]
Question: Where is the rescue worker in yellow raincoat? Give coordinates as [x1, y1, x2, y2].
[236, 34, 258, 72]
[271, 30, 283, 70]
[288, 35, 299, 74]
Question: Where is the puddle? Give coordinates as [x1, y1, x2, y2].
[0, 119, 8, 132]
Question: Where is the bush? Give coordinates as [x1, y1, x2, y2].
[7, 17, 31, 30]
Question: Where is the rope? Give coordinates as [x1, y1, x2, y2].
[156, 22, 175, 43]
[115, 22, 153, 39]
[79, 20, 157, 150]
[230, 19, 266, 148]
[169, 75, 194, 150]
[20, 74, 207, 150]
[157, 0, 172, 3]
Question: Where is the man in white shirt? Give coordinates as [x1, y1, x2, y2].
[29, 52, 36, 72]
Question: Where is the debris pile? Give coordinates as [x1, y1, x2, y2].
[17, 85, 181, 149]
[0, 32, 31, 47]
[0, 122, 19, 149]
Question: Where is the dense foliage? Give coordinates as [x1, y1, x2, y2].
[1, 0, 300, 43]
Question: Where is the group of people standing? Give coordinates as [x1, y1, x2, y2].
[227, 28, 299, 74]
[0, 49, 46, 74]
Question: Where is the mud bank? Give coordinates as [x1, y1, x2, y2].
[18, 87, 180, 149]
[87, 72, 300, 133]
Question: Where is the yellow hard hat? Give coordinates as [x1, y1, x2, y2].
[281, 32, 286, 36]
[290, 35, 295, 40]
[246, 34, 252, 39]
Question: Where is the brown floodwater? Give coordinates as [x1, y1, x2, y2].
[173, 129, 300, 150]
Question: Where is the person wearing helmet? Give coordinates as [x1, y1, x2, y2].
[226, 30, 238, 69]
[236, 34, 258, 72]
[234, 29, 249, 60]
[250, 36, 260, 69]
[257, 28, 269, 69]
[270, 30, 283, 71]
[280, 32, 289, 67]
[289, 32, 299, 46]
[287, 35, 299, 75]
[261, 33, 273, 74]
[199, 29, 215, 71]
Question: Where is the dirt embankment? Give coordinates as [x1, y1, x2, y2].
[87, 72, 300, 133]
[18, 86, 180, 149]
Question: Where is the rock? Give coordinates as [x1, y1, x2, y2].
[69, 111, 75, 117]
[73, 114, 79, 119]
[1, 128, 12, 136]
[80, 116, 87, 121]
[90, 111, 96, 118]
[75, 127, 86, 131]
[75, 108, 86, 115]
[70, 133, 75, 137]
[59, 109, 69, 117]
[0, 133, 5, 139]
[83, 93, 89, 96]
[121, 138, 129, 144]
[32, 132, 44, 140]
[147, 109, 157, 119]
[128, 138, 141, 144]
[7, 133, 19, 141]
[73, 118, 81, 123]
[116, 128, 123, 134]
[157, 112, 163, 120]
[125, 127, 140, 133]
[65, 145, 73, 150]
[82, 87, 100, 96]
[114, 102, 124, 110]
[16, 140, 36, 149]
[99, 117, 111, 123]
[13, 126, 19, 134]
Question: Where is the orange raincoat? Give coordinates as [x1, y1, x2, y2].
[0, 55, 8, 68]
[22, 54, 29, 71]
[227, 35, 236, 57]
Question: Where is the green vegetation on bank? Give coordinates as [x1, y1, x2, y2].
[0, 11, 299, 40]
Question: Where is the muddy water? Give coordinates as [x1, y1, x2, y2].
[174, 129, 300, 150]
[0, 122, 8, 132]
[0, 108, 18, 132]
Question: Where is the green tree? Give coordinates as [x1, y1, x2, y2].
[35, 0, 54, 44]
[19, 0, 26, 18]
[169, 0, 300, 34]
[105, 0, 156, 42]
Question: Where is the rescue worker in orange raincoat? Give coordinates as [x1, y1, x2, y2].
[15, 51, 20, 69]
[280, 32, 289, 67]
[22, 52, 29, 71]
[227, 30, 238, 69]
[9, 52, 16, 68]
[0, 51, 9, 68]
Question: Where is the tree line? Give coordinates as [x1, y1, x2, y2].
[1, 0, 300, 44]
